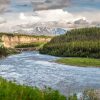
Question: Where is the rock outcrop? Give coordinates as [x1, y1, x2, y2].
[1, 35, 51, 48]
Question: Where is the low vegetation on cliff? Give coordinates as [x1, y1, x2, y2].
[0, 32, 52, 38]
[40, 27, 100, 58]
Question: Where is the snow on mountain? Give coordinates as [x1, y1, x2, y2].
[73, 18, 90, 28]
[74, 18, 89, 25]
[12, 21, 68, 36]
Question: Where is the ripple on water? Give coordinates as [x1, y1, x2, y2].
[0, 51, 100, 95]
[34, 61, 52, 66]
[0, 65, 14, 71]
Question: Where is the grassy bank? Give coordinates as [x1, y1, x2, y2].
[0, 77, 67, 100]
[40, 27, 100, 58]
[0, 77, 100, 100]
[56, 58, 100, 67]
[15, 42, 46, 50]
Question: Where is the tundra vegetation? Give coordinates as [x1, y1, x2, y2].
[40, 27, 100, 67]
[15, 42, 46, 50]
[40, 27, 100, 58]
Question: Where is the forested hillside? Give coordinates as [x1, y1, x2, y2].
[40, 27, 100, 58]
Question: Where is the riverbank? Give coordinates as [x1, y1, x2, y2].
[40, 27, 100, 59]
[56, 58, 100, 67]
[0, 32, 50, 57]
[1, 76, 100, 100]
[0, 77, 67, 100]
[40, 27, 100, 67]
[0, 46, 18, 58]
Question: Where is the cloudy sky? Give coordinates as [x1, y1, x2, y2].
[0, 0, 100, 32]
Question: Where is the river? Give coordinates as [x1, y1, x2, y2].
[0, 51, 100, 95]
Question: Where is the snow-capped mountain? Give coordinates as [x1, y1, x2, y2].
[12, 22, 68, 35]
[10, 19, 92, 36]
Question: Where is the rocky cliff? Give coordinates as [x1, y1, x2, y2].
[1, 35, 51, 48]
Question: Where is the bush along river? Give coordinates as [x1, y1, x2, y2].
[0, 51, 100, 96]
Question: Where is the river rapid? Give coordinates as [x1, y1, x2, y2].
[0, 51, 100, 95]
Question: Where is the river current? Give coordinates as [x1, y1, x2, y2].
[0, 51, 100, 95]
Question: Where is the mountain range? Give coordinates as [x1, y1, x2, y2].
[1, 18, 99, 36]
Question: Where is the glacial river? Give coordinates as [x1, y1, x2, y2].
[0, 51, 100, 95]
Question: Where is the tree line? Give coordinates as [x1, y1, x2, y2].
[40, 27, 100, 58]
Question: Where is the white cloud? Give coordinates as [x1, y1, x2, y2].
[73, 10, 100, 22]
[19, 12, 41, 22]
[18, 9, 86, 23]
[19, 13, 27, 20]
[3, 9, 85, 23]
[36, 9, 79, 22]
[0, 9, 87, 32]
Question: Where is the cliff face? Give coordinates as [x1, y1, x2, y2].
[1, 35, 51, 48]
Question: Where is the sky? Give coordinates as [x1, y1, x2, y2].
[0, 0, 100, 32]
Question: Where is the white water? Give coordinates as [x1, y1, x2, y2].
[0, 51, 100, 95]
